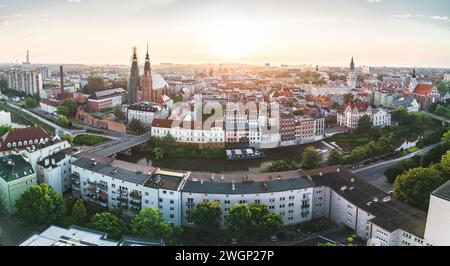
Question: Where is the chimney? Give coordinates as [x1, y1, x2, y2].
[60, 65, 64, 94]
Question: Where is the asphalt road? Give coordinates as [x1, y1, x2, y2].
[352, 144, 439, 192]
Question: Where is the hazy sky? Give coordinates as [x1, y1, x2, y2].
[1, 0, 450, 67]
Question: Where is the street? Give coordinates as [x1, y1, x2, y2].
[352, 143, 439, 192]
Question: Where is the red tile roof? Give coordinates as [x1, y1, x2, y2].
[0, 127, 53, 151]
[40, 99, 61, 107]
[413, 83, 433, 95]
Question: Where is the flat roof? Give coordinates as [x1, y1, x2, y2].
[432, 180, 450, 202]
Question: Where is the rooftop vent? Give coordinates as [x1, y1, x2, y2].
[341, 186, 347, 191]
[383, 196, 391, 202]
[349, 187, 355, 191]
[336, 168, 340, 172]
[373, 197, 379, 202]
[350, 178, 355, 182]
[232, 180, 235, 191]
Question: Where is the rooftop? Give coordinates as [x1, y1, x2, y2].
[431, 179, 450, 202]
[0, 154, 35, 182]
[20, 225, 164, 246]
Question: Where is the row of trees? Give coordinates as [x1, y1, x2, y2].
[391, 130, 450, 211]
[14, 184, 180, 244]
[189, 201, 282, 244]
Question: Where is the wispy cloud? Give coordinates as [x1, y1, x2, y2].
[67, 0, 82, 3]
[368, 0, 383, 3]
[392, 14, 449, 23]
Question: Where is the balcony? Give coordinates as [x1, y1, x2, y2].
[87, 180, 96, 186]
[186, 202, 195, 207]
[97, 183, 108, 191]
[72, 185, 80, 191]
[117, 197, 128, 203]
[130, 199, 141, 207]
[71, 174, 80, 181]
[130, 191, 142, 200]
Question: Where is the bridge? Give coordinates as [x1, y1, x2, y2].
[88, 132, 152, 157]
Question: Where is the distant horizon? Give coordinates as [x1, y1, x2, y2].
[2, 58, 450, 70]
[1, 1, 450, 68]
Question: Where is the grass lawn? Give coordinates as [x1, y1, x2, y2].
[407, 147, 420, 153]
[73, 134, 110, 146]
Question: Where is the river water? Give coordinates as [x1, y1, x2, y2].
[116, 142, 330, 174]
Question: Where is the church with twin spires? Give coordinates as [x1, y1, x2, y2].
[128, 45, 169, 105]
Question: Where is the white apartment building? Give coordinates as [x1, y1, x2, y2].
[36, 148, 72, 195]
[181, 171, 314, 226]
[71, 157, 187, 226]
[151, 119, 225, 144]
[7, 68, 43, 95]
[68, 158, 438, 246]
[337, 103, 373, 129]
[424, 180, 450, 246]
[372, 108, 391, 128]
[127, 102, 169, 128]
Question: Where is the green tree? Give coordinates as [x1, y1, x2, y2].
[15, 184, 67, 227]
[0, 125, 12, 136]
[190, 200, 222, 241]
[114, 105, 125, 119]
[384, 158, 421, 184]
[71, 199, 87, 224]
[268, 160, 297, 172]
[440, 151, 450, 176]
[56, 115, 70, 127]
[24, 97, 39, 108]
[82, 76, 106, 94]
[393, 166, 448, 211]
[128, 118, 143, 134]
[60, 134, 74, 146]
[328, 149, 343, 165]
[152, 147, 165, 160]
[357, 115, 372, 135]
[88, 212, 126, 240]
[226, 203, 282, 243]
[172, 93, 183, 103]
[301, 146, 321, 170]
[392, 107, 409, 125]
[59, 99, 78, 117]
[0, 77, 7, 90]
[131, 206, 180, 245]
[57, 105, 70, 117]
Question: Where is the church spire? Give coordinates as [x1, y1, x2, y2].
[350, 56, 355, 71]
[412, 68, 416, 78]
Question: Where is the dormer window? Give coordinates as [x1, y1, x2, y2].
[12, 142, 16, 147]
[18, 141, 22, 146]
[24, 141, 28, 145]
[34, 139, 38, 144]
[7, 143, 11, 148]
[44, 138, 49, 142]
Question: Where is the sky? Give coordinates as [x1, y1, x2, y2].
[0, 0, 450, 67]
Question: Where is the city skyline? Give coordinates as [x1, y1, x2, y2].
[1, 0, 450, 67]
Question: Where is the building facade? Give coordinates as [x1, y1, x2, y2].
[7, 68, 43, 96]
[0, 154, 37, 214]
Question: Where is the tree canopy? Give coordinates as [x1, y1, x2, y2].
[15, 184, 67, 226]
[82, 76, 107, 94]
[72, 199, 87, 224]
[128, 118, 144, 134]
[131, 206, 180, 245]
[328, 149, 343, 166]
[301, 146, 321, 170]
[393, 166, 448, 211]
[357, 115, 372, 135]
[88, 212, 126, 240]
[226, 203, 282, 243]
[190, 200, 222, 241]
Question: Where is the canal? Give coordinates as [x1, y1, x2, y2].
[116, 141, 330, 174]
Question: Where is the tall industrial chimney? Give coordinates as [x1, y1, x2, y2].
[60, 66, 64, 94]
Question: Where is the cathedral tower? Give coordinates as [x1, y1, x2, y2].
[128, 47, 140, 104]
[141, 43, 153, 102]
